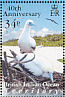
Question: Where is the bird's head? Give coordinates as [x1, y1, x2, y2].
[26, 20, 34, 27]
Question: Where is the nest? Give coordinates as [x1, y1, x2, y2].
[2, 51, 63, 94]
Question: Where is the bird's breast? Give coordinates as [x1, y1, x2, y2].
[18, 38, 33, 53]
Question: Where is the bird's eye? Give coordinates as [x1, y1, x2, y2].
[29, 22, 32, 25]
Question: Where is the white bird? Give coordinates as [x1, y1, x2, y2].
[9, 50, 63, 82]
[18, 20, 36, 53]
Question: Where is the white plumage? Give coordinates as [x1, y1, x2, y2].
[13, 52, 63, 82]
[2, 46, 63, 82]
[18, 20, 36, 53]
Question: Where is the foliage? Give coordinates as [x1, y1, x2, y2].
[3, 33, 63, 46]
[34, 33, 63, 46]
[57, 59, 63, 63]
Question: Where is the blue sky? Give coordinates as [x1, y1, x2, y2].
[2, 2, 63, 42]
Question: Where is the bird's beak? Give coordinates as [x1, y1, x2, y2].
[30, 23, 35, 26]
[32, 23, 35, 26]
[28, 23, 35, 27]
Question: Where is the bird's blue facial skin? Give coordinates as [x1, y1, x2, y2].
[29, 22, 34, 26]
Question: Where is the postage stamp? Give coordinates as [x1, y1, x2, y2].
[0, 0, 64, 96]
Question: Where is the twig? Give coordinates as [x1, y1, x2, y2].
[9, 66, 37, 84]
[4, 52, 12, 82]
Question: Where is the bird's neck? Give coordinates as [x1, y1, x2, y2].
[23, 25, 31, 37]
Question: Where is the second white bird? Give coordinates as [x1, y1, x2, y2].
[18, 20, 36, 53]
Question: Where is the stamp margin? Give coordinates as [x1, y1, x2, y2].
[0, 0, 65, 96]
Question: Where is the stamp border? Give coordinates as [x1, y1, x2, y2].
[0, 0, 64, 3]
[0, 2, 2, 96]
[0, 0, 64, 96]
[63, 2, 65, 96]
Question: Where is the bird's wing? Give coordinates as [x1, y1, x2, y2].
[21, 54, 54, 78]
[46, 18, 58, 25]
[15, 53, 43, 76]
[53, 20, 58, 25]
[30, 38, 36, 49]
[46, 18, 51, 20]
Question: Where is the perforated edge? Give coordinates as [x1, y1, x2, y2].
[0, 2, 2, 96]
[63, 1, 65, 96]
[0, 0, 64, 97]
[0, 0, 64, 3]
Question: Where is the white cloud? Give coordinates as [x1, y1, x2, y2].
[2, 28, 6, 33]
[30, 28, 61, 37]
[3, 26, 61, 42]
[31, 30, 36, 37]
[41, 28, 49, 32]
[19, 28, 23, 32]
[34, 28, 49, 37]
[11, 28, 23, 39]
